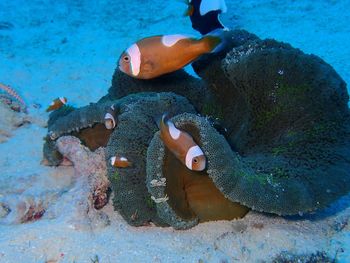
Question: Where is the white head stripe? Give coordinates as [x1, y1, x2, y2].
[126, 43, 141, 76]
[161, 35, 188, 47]
[104, 113, 116, 128]
[59, 97, 67, 104]
[200, 0, 227, 16]
[167, 121, 181, 140]
[185, 145, 204, 170]
[110, 156, 116, 166]
[120, 157, 127, 161]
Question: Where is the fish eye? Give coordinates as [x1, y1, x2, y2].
[123, 56, 130, 62]
[193, 158, 198, 163]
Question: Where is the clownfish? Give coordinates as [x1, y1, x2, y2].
[118, 33, 223, 79]
[185, 0, 227, 35]
[104, 104, 118, 130]
[46, 97, 67, 112]
[110, 156, 132, 168]
[159, 114, 206, 171]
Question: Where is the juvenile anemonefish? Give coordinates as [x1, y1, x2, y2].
[185, 0, 227, 35]
[110, 156, 132, 168]
[46, 97, 67, 112]
[104, 105, 118, 130]
[159, 114, 206, 171]
[118, 33, 223, 79]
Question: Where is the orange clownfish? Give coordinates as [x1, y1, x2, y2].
[46, 97, 67, 112]
[110, 156, 132, 168]
[104, 105, 118, 130]
[118, 33, 223, 79]
[159, 114, 206, 171]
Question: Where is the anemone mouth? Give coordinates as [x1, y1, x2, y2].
[70, 123, 113, 151]
[45, 101, 118, 166]
[163, 146, 249, 223]
[45, 123, 114, 166]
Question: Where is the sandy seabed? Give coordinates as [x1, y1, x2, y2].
[0, 0, 349, 262]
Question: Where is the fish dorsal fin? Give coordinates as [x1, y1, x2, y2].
[200, 0, 227, 16]
[59, 97, 67, 104]
[161, 34, 190, 47]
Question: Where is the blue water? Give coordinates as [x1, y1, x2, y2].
[0, 0, 349, 262]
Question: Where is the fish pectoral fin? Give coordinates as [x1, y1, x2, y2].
[143, 61, 154, 73]
[140, 61, 156, 79]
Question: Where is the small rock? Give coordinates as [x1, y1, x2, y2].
[0, 21, 14, 30]
[0, 203, 10, 218]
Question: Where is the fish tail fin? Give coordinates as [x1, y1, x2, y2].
[202, 28, 227, 53]
[184, 3, 194, 17]
[201, 0, 228, 15]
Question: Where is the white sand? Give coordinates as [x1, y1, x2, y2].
[0, 0, 349, 262]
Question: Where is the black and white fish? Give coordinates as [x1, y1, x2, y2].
[104, 104, 118, 129]
[185, 0, 227, 35]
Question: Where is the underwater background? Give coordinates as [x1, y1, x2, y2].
[0, 0, 349, 262]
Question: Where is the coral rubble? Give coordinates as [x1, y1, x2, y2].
[49, 136, 111, 230]
[56, 136, 110, 211]
[0, 98, 45, 143]
[0, 171, 72, 225]
[0, 102, 28, 143]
